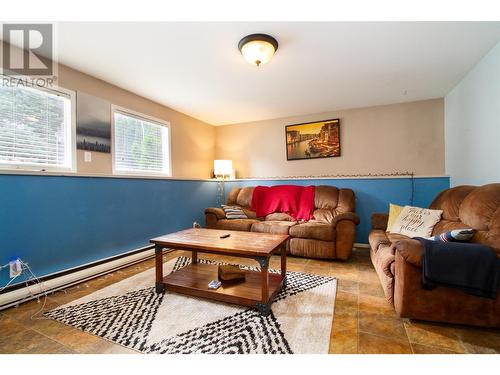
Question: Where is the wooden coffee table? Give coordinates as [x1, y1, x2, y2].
[150, 228, 289, 315]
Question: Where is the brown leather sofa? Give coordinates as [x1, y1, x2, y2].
[369, 183, 500, 328]
[205, 186, 360, 260]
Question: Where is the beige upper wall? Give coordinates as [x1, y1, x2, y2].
[0, 41, 216, 179]
[2, 43, 445, 179]
[215, 99, 445, 178]
[57, 65, 215, 178]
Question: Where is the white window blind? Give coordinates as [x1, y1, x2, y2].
[0, 84, 73, 171]
[113, 110, 170, 176]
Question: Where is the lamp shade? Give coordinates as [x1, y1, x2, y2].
[214, 160, 233, 177]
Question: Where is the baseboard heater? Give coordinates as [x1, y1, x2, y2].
[1, 243, 369, 310]
[354, 242, 370, 249]
[0, 245, 161, 311]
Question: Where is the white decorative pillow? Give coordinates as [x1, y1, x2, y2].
[389, 205, 443, 238]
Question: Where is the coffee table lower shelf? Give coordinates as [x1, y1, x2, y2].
[161, 263, 284, 314]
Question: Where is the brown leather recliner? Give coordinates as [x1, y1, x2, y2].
[369, 183, 500, 328]
[205, 185, 360, 260]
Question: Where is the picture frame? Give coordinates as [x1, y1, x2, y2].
[285, 118, 341, 161]
[76, 91, 112, 153]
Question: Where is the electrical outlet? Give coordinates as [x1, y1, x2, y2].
[84, 151, 92, 162]
[9, 259, 22, 278]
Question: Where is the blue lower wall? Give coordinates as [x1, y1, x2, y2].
[224, 177, 450, 244]
[0, 175, 216, 287]
[0, 174, 449, 288]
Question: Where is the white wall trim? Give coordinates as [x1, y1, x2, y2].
[0, 170, 214, 182]
[223, 175, 449, 181]
[0, 170, 449, 182]
[354, 243, 370, 249]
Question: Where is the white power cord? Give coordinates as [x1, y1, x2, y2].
[0, 258, 51, 320]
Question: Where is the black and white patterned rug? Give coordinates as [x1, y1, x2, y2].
[45, 256, 337, 354]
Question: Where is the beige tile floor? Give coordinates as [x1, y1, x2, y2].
[0, 248, 499, 354]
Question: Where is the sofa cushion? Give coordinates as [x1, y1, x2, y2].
[432, 219, 473, 236]
[265, 212, 295, 221]
[242, 208, 257, 219]
[236, 187, 254, 208]
[313, 208, 334, 223]
[337, 188, 356, 213]
[251, 221, 297, 235]
[459, 183, 500, 231]
[226, 188, 241, 205]
[314, 186, 339, 209]
[289, 238, 334, 259]
[289, 221, 334, 241]
[214, 218, 260, 232]
[474, 227, 500, 255]
[429, 185, 475, 221]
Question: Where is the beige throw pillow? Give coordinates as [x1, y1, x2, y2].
[389, 205, 443, 238]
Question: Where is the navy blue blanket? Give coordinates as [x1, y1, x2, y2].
[416, 238, 500, 299]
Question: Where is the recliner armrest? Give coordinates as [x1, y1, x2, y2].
[331, 212, 360, 226]
[393, 239, 423, 267]
[204, 207, 226, 220]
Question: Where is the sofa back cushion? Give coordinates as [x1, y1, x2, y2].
[429, 183, 500, 254]
[226, 185, 356, 224]
[236, 187, 254, 207]
[226, 187, 242, 206]
[226, 187, 257, 218]
[336, 188, 356, 213]
[313, 186, 356, 223]
[459, 184, 500, 231]
[429, 185, 476, 221]
[314, 186, 339, 209]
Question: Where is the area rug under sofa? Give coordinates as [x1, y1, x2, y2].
[45, 256, 337, 354]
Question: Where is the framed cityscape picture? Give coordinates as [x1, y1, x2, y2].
[76, 91, 111, 153]
[285, 118, 340, 160]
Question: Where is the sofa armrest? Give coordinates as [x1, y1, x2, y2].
[205, 207, 226, 220]
[393, 239, 423, 268]
[205, 207, 226, 229]
[371, 213, 389, 230]
[331, 212, 360, 226]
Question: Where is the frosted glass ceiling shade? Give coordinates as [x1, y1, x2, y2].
[238, 34, 278, 67]
[214, 160, 233, 177]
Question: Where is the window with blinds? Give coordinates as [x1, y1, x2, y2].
[113, 109, 170, 176]
[0, 84, 74, 171]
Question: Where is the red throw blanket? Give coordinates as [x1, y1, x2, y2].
[251, 185, 315, 221]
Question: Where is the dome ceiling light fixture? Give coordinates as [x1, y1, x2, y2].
[238, 33, 279, 67]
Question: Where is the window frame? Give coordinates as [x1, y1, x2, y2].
[111, 105, 172, 178]
[0, 79, 76, 174]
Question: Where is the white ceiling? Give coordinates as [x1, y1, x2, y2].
[54, 22, 500, 125]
